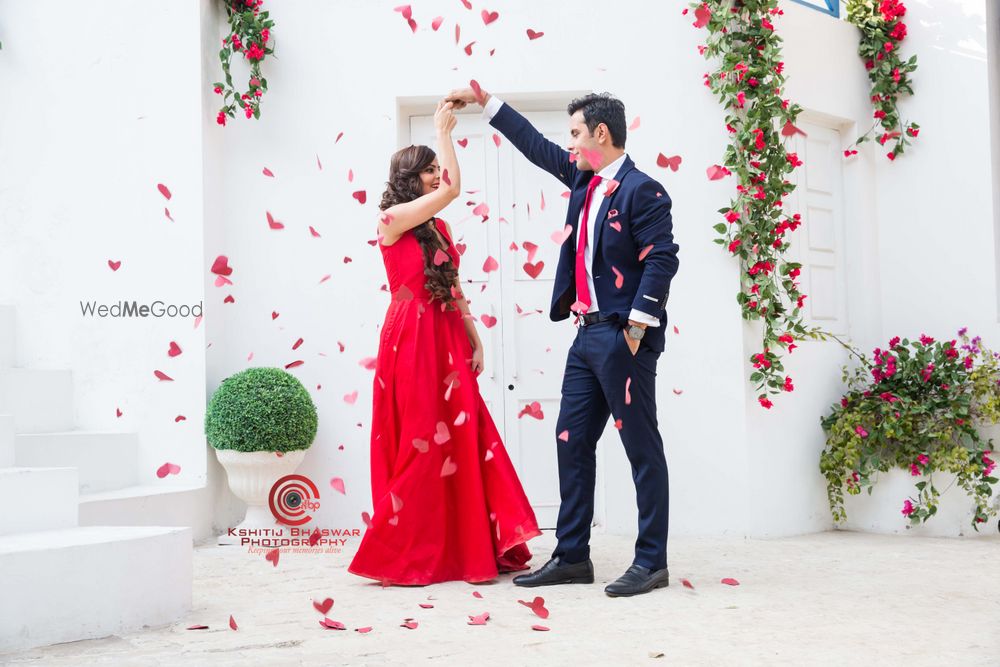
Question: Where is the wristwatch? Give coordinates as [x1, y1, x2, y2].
[626, 324, 646, 341]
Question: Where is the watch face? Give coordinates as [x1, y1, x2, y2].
[629, 325, 645, 340]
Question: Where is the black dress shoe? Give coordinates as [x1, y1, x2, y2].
[512, 557, 595, 587]
[604, 564, 670, 597]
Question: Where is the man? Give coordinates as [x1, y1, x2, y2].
[446, 87, 679, 597]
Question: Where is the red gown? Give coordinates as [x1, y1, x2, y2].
[348, 218, 541, 585]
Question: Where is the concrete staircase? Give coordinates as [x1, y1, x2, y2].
[0, 304, 194, 653]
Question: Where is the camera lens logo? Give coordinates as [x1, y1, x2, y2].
[268, 474, 321, 526]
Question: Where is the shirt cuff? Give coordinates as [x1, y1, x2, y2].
[482, 95, 504, 121]
[628, 309, 661, 328]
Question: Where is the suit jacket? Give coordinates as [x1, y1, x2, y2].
[489, 102, 680, 353]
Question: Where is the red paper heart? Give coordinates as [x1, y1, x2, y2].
[481, 9, 499, 25]
[229, 615, 238, 631]
[320, 618, 346, 630]
[266, 211, 284, 230]
[473, 202, 490, 219]
[313, 598, 334, 615]
[612, 267, 624, 289]
[154, 370, 174, 381]
[210, 255, 233, 276]
[517, 401, 544, 420]
[721, 577, 740, 586]
[329, 478, 346, 495]
[431, 16, 444, 30]
[108, 260, 121, 272]
[265, 548, 280, 567]
[440, 456, 458, 477]
[480, 314, 497, 328]
[522, 261, 544, 279]
[168, 341, 182, 357]
[551, 225, 572, 245]
[433, 421, 451, 444]
[157, 183, 172, 200]
[262, 167, 274, 177]
[531, 625, 550, 631]
[156, 462, 181, 478]
[433, 248, 450, 266]
[457, 138, 469, 148]
[526, 29, 544, 40]
[352, 190, 367, 204]
[482, 256, 499, 272]
[344, 391, 359, 404]
[467, 611, 490, 625]
[517, 596, 549, 619]
[657, 153, 682, 171]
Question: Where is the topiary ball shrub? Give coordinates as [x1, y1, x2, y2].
[205, 367, 318, 453]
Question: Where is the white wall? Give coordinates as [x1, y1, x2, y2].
[0, 1, 208, 486]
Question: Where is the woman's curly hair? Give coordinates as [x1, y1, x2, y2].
[380, 145, 459, 305]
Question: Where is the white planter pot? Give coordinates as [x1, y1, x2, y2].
[841, 467, 997, 537]
[214, 449, 308, 545]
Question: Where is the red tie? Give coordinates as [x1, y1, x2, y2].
[575, 174, 603, 313]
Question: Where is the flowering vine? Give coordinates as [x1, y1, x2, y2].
[213, 0, 274, 126]
[844, 0, 919, 160]
[686, 0, 849, 408]
[820, 329, 999, 529]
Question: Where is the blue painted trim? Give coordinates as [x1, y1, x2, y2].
[789, 0, 840, 18]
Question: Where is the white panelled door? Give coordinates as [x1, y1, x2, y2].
[784, 120, 849, 336]
[410, 110, 586, 528]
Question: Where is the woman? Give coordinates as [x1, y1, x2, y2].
[348, 101, 541, 585]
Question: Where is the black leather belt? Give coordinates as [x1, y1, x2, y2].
[576, 311, 616, 327]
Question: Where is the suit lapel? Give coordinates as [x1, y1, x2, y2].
[592, 156, 635, 254]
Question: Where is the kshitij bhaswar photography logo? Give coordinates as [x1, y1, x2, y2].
[268, 474, 321, 526]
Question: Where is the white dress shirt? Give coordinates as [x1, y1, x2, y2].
[483, 97, 660, 328]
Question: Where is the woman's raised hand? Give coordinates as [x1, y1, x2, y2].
[434, 100, 457, 136]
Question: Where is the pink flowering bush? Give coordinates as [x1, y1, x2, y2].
[213, 0, 274, 125]
[844, 0, 920, 160]
[687, 0, 822, 408]
[821, 328, 1000, 529]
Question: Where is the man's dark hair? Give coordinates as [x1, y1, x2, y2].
[567, 93, 627, 148]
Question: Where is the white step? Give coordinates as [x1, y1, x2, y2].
[0, 525, 192, 653]
[0, 304, 14, 368]
[16, 431, 139, 494]
[0, 414, 14, 467]
[0, 368, 74, 433]
[0, 467, 79, 536]
[80, 483, 213, 543]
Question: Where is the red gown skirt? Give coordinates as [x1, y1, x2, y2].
[348, 218, 541, 585]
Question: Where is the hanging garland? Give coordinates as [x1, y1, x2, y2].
[213, 0, 274, 126]
[687, 0, 850, 408]
[844, 0, 919, 160]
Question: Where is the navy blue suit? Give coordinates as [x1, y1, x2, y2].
[489, 103, 679, 570]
